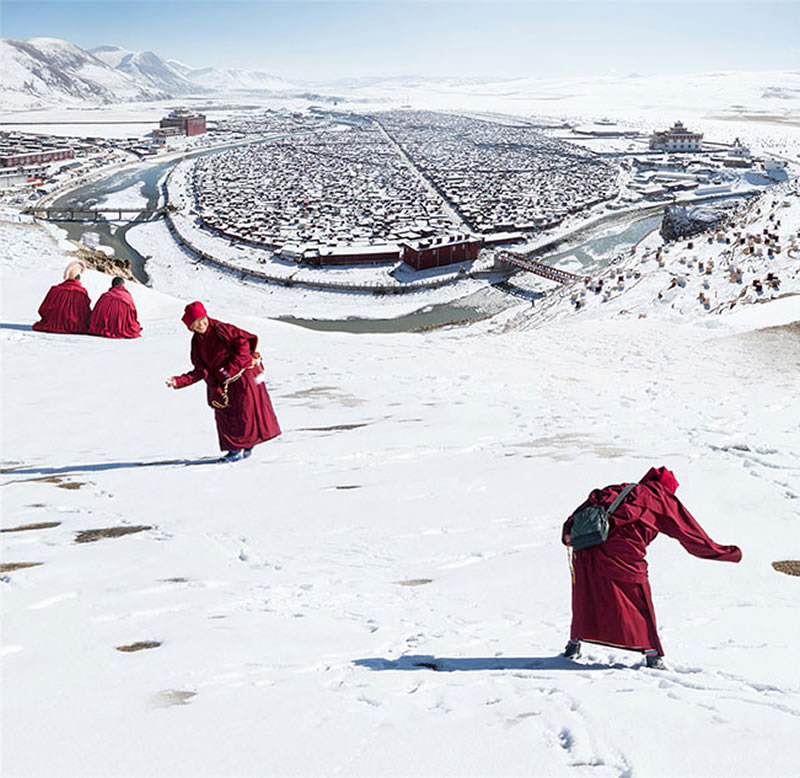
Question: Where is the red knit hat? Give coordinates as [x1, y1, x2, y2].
[181, 301, 208, 329]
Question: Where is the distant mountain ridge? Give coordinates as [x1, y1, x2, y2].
[170, 64, 293, 92]
[0, 37, 294, 111]
[89, 45, 205, 95]
[0, 37, 168, 111]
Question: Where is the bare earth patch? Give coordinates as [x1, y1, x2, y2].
[8, 475, 86, 490]
[75, 525, 152, 544]
[2, 522, 61, 533]
[0, 562, 44, 573]
[772, 560, 800, 577]
[116, 641, 161, 652]
[298, 423, 369, 433]
[397, 578, 434, 587]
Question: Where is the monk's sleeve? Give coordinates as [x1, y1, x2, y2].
[172, 339, 207, 388]
[653, 492, 742, 562]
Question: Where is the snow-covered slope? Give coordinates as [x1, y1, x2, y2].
[177, 66, 294, 92]
[0, 38, 167, 111]
[507, 181, 800, 329]
[2, 215, 799, 777]
[90, 45, 205, 95]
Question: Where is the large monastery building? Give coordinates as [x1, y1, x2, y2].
[160, 108, 206, 137]
[649, 121, 703, 152]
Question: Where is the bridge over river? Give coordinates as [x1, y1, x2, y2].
[24, 206, 169, 223]
[495, 249, 589, 284]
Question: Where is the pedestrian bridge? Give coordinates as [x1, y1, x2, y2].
[25, 206, 168, 223]
[496, 249, 587, 284]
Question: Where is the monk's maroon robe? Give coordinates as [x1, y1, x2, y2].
[88, 286, 142, 338]
[32, 279, 91, 334]
[562, 467, 741, 654]
[173, 318, 281, 451]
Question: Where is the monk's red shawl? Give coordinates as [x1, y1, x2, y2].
[88, 286, 142, 339]
[33, 279, 91, 334]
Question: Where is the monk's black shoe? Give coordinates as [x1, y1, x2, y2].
[220, 449, 244, 463]
[563, 640, 581, 659]
[243, 448, 253, 459]
[645, 652, 665, 669]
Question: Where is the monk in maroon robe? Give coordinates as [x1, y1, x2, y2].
[167, 301, 281, 461]
[89, 277, 142, 338]
[33, 261, 91, 334]
[562, 466, 741, 668]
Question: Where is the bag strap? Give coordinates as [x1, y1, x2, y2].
[606, 482, 638, 515]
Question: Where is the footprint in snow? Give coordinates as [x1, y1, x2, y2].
[152, 690, 196, 708]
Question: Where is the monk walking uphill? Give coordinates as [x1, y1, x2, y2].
[561, 466, 741, 669]
[166, 302, 281, 462]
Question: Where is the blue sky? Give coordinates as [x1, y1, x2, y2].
[2, 1, 798, 81]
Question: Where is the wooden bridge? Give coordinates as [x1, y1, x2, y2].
[25, 206, 168, 223]
[496, 249, 588, 284]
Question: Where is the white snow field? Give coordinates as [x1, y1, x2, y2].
[2, 211, 800, 778]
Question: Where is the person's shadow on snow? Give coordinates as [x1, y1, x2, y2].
[0, 322, 34, 332]
[354, 655, 609, 672]
[1, 458, 219, 477]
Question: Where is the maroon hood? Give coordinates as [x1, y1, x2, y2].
[641, 466, 679, 493]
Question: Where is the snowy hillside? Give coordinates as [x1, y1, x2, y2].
[2, 212, 799, 776]
[0, 38, 167, 111]
[89, 45, 204, 95]
[0, 36, 295, 111]
[506, 181, 800, 329]
[175, 66, 294, 92]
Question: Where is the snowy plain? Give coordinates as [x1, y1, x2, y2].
[3, 203, 800, 777]
[3, 66, 800, 777]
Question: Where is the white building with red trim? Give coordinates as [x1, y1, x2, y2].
[649, 121, 703, 152]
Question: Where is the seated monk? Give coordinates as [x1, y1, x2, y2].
[33, 261, 91, 334]
[88, 277, 142, 338]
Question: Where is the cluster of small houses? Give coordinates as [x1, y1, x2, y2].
[376, 111, 619, 233]
[0, 132, 124, 198]
[190, 123, 460, 266]
[211, 111, 326, 138]
[188, 111, 620, 269]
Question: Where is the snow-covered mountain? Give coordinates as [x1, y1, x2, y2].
[0, 38, 168, 111]
[90, 44, 204, 95]
[90, 43, 293, 93]
[170, 64, 294, 92]
[0, 38, 292, 112]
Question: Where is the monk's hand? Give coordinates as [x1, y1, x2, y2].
[165, 377, 177, 389]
